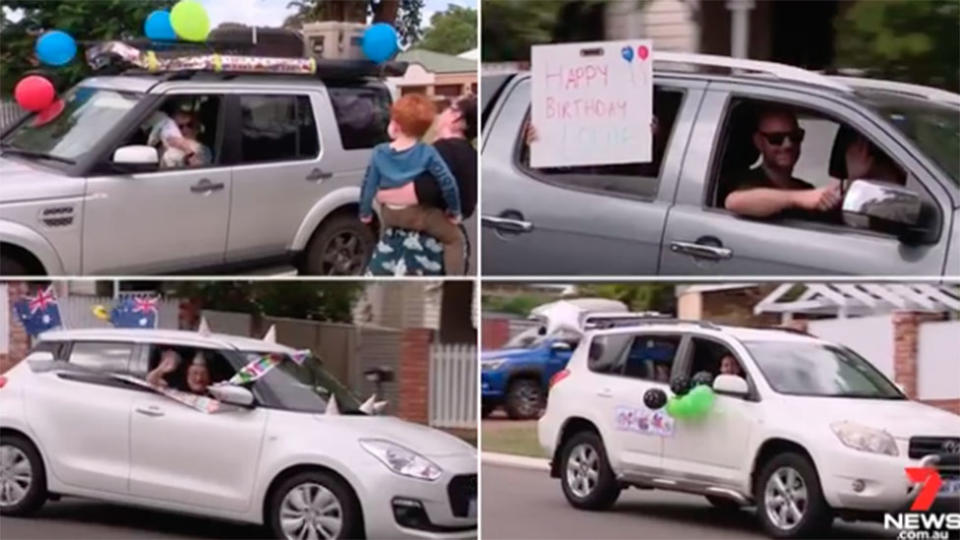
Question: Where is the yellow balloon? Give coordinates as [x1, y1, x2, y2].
[170, 0, 210, 42]
[92, 305, 109, 320]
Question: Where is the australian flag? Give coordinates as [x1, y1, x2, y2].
[110, 296, 159, 328]
[13, 286, 63, 337]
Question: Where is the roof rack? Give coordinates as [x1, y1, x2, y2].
[654, 51, 851, 93]
[582, 312, 721, 331]
[826, 76, 960, 106]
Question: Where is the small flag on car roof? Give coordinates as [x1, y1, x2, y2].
[13, 285, 63, 337]
[110, 296, 159, 328]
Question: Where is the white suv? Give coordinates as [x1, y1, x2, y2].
[0, 328, 477, 539]
[538, 315, 960, 538]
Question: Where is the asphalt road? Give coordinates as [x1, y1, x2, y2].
[481, 463, 893, 539]
[0, 497, 266, 539]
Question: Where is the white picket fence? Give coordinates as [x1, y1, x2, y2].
[428, 344, 477, 429]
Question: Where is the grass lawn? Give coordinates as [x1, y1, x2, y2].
[481, 418, 547, 458]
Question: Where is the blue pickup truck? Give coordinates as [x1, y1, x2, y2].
[480, 298, 627, 419]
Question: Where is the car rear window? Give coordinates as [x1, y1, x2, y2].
[238, 94, 319, 163]
[326, 83, 391, 150]
[68, 341, 133, 373]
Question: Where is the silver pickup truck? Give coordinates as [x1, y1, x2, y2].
[481, 53, 959, 276]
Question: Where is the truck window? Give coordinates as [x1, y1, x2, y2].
[238, 94, 319, 163]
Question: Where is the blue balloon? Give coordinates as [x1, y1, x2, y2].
[621, 45, 633, 63]
[362, 23, 399, 64]
[35, 30, 77, 66]
[144, 10, 177, 41]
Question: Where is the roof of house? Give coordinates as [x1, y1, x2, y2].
[397, 49, 475, 74]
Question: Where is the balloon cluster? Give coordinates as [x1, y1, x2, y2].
[665, 370, 716, 420]
[14, 1, 210, 116]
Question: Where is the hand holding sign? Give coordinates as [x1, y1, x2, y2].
[530, 40, 653, 168]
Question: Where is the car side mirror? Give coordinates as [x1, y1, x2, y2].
[713, 374, 749, 397]
[208, 384, 254, 407]
[842, 180, 928, 242]
[112, 144, 158, 173]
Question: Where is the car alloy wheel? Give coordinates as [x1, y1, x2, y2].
[764, 466, 808, 531]
[566, 443, 600, 498]
[279, 482, 344, 540]
[0, 445, 32, 508]
[321, 232, 366, 275]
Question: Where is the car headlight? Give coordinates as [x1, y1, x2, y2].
[359, 439, 443, 481]
[830, 421, 899, 456]
[482, 359, 506, 371]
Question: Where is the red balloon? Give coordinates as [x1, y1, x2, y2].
[637, 45, 650, 61]
[15, 75, 55, 112]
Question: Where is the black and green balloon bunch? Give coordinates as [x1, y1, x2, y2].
[665, 370, 716, 419]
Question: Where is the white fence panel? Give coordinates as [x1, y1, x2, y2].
[429, 344, 477, 429]
[807, 314, 894, 379]
[917, 320, 960, 400]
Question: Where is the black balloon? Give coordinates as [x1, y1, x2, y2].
[643, 388, 667, 409]
[691, 370, 714, 388]
[670, 375, 691, 396]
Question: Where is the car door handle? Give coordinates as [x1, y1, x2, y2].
[305, 168, 333, 181]
[596, 389, 614, 398]
[190, 178, 224, 193]
[670, 239, 733, 260]
[135, 406, 164, 418]
[482, 215, 534, 234]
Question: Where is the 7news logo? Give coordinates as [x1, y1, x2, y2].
[884, 468, 960, 540]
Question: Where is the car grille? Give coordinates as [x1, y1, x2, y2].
[909, 436, 960, 459]
[447, 474, 476, 518]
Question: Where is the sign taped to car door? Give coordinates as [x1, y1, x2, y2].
[530, 40, 653, 168]
[615, 405, 674, 436]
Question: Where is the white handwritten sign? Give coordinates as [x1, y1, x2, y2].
[530, 40, 653, 168]
[614, 405, 674, 437]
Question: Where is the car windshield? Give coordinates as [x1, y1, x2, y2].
[233, 351, 364, 414]
[862, 91, 960, 186]
[503, 326, 578, 349]
[1, 86, 141, 163]
[744, 340, 904, 399]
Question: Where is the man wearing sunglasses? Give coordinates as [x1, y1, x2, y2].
[724, 106, 842, 221]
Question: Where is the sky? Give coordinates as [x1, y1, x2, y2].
[201, 0, 476, 29]
[4, 1, 477, 30]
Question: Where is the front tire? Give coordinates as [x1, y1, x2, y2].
[504, 379, 543, 420]
[755, 452, 832, 538]
[559, 431, 620, 510]
[303, 214, 375, 276]
[267, 470, 362, 540]
[0, 435, 47, 516]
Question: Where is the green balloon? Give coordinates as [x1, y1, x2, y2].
[686, 385, 716, 417]
[171, 0, 210, 42]
[665, 396, 681, 418]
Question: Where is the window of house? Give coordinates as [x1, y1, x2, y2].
[239, 95, 318, 163]
[516, 87, 685, 199]
[435, 84, 462, 98]
[328, 84, 391, 149]
[68, 341, 133, 373]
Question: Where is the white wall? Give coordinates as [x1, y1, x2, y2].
[917, 320, 960, 400]
[807, 314, 894, 379]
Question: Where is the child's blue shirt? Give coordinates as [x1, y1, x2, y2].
[358, 142, 461, 220]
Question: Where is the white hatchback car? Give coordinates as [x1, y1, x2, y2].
[0, 328, 477, 539]
[538, 315, 960, 538]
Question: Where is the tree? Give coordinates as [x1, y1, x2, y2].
[438, 281, 476, 344]
[480, 0, 560, 62]
[418, 5, 476, 55]
[0, 0, 176, 96]
[284, 0, 422, 45]
[833, 0, 959, 92]
[576, 283, 676, 314]
[169, 282, 364, 323]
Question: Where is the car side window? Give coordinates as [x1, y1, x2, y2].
[687, 338, 744, 379]
[588, 333, 681, 382]
[120, 94, 222, 170]
[145, 345, 236, 391]
[238, 94, 319, 164]
[30, 340, 66, 360]
[326, 84, 391, 150]
[516, 87, 685, 199]
[68, 341, 133, 373]
[711, 97, 911, 229]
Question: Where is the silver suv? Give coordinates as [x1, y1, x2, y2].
[481, 53, 960, 276]
[1, 69, 394, 276]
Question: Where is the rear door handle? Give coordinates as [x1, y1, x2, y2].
[305, 168, 333, 182]
[190, 178, 225, 194]
[670, 239, 733, 260]
[135, 406, 164, 418]
[482, 215, 534, 234]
